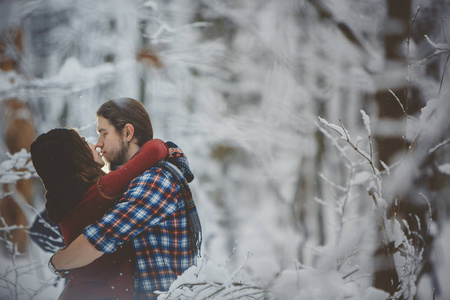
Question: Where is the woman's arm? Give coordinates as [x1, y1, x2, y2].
[97, 139, 168, 198]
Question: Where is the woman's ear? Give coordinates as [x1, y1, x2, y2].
[123, 123, 135, 142]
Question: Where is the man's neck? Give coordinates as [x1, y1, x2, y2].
[126, 142, 140, 163]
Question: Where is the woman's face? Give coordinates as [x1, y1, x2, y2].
[88, 142, 105, 167]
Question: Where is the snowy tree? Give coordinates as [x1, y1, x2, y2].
[0, 0, 449, 299]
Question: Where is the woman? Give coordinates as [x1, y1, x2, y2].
[30, 128, 168, 300]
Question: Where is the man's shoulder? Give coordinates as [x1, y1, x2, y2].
[124, 164, 181, 201]
[131, 163, 177, 185]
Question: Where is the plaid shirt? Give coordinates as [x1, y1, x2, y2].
[84, 161, 196, 299]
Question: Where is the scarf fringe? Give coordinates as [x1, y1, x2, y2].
[158, 162, 202, 256]
[186, 199, 202, 257]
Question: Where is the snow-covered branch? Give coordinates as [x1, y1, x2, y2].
[157, 258, 270, 300]
[318, 111, 430, 300]
[0, 149, 36, 187]
[318, 113, 382, 198]
[0, 59, 134, 99]
[424, 35, 450, 52]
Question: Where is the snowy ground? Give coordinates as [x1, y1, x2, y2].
[0, 242, 64, 299]
[1, 220, 449, 299]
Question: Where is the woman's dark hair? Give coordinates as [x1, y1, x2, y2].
[30, 128, 104, 222]
[70, 130, 105, 183]
[31, 128, 104, 185]
[96, 98, 153, 147]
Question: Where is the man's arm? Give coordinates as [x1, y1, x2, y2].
[51, 234, 103, 271]
[52, 169, 179, 272]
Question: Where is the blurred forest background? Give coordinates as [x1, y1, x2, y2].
[1, 0, 449, 299]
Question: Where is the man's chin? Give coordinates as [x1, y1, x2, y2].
[102, 157, 115, 167]
[107, 142, 128, 168]
[106, 157, 123, 168]
[102, 154, 114, 164]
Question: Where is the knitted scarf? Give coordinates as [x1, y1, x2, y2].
[156, 160, 202, 257]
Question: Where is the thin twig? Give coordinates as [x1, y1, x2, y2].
[406, 6, 421, 116]
[429, 138, 450, 154]
[438, 53, 450, 96]
[408, 51, 449, 156]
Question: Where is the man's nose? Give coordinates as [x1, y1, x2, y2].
[95, 138, 103, 149]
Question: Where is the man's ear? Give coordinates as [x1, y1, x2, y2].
[123, 123, 135, 142]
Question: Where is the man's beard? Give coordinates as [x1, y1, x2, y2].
[109, 139, 128, 168]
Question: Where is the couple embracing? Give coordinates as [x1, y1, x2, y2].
[31, 97, 201, 300]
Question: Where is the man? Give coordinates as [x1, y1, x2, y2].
[51, 98, 201, 299]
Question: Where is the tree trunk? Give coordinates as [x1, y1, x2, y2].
[0, 27, 36, 254]
[372, 0, 411, 297]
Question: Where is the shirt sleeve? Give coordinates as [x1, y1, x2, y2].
[83, 169, 180, 253]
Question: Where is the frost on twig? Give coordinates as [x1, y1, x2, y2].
[0, 206, 63, 299]
[318, 117, 350, 141]
[0, 150, 62, 298]
[0, 254, 60, 300]
[318, 112, 426, 300]
[0, 149, 37, 189]
[424, 35, 450, 51]
[318, 114, 381, 196]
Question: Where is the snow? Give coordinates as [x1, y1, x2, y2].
[154, 221, 450, 299]
[58, 57, 84, 80]
[360, 110, 371, 136]
[438, 164, 450, 175]
[424, 35, 450, 51]
[1, 0, 450, 299]
[351, 171, 372, 186]
[0, 149, 36, 186]
[318, 117, 350, 141]
[0, 246, 64, 299]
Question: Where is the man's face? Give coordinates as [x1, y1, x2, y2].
[96, 116, 129, 167]
[88, 142, 105, 167]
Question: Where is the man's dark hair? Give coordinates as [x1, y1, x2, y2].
[97, 98, 153, 147]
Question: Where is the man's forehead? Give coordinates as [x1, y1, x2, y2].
[96, 116, 112, 132]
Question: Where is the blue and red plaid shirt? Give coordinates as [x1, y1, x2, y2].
[84, 148, 197, 299]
